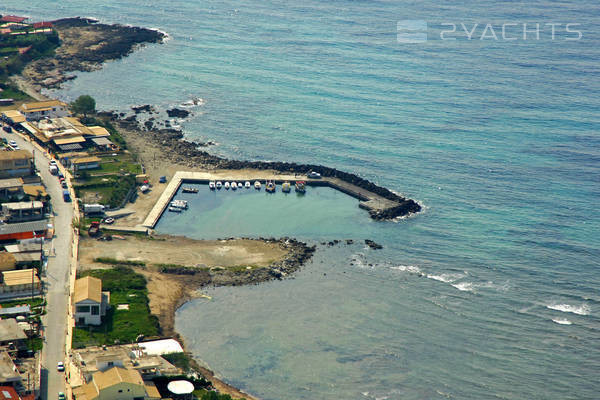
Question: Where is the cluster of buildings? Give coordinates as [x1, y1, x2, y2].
[0, 15, 53, 37]
[2, 102, 117, 166]
[0, 146, 47, 299]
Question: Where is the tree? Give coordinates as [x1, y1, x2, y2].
[71, 95, 96, 117]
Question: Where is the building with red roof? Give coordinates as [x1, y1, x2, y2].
[0, 386, 20, 400]
[32, 22, 52, 29]
[0, 16, 27, 24]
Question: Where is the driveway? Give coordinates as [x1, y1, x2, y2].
[1, 129, 73, 400]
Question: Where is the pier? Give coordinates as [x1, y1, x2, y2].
[142, 170, 408, 228]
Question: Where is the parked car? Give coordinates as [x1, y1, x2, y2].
[103, 217, 115, 225]
[2, 125, 11, 133]
[58, 392, 66, 400]
[49, 160, 58, 166]
[57, 362, 64, 372]
[8, 140, 17, 147]
[61, 181, 68, 189]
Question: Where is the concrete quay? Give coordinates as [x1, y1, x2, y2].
[142, 170, 407, 228]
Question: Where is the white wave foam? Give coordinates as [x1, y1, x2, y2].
[546, 303, 590, 316]
[552, 318, 573, 325]
[390, 265, 422, 274]
[427, 273, 464, 283]
[452, 282, 474, 292]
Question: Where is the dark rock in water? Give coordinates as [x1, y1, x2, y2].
[167, 108, 190, 118]
[346, 239, 354, 245]
[365, 239, 383, 250]
[132, 104, 153, 114]
[144, 120, 154, 130]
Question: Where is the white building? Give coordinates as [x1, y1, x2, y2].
[19, 100, 70, 121]
[74, 276, 110, 326]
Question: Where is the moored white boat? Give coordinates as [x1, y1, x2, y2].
[168, 206, 182, 213]
[209, 181, 216, 190]
[254, 181, 261, 189]
[224, 182, 230, 189]
[282, 182, 291, 193]
[245, 181, 251, 188]
[266, 181, 276, 193]
[237, 182, 243, 188]
[231, 182, 237, 190]
[216, 181, 222, 189]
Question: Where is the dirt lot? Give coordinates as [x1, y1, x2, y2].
[78, 234, 286, 269]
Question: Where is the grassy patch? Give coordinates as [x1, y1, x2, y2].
[0, 297, 44, 309]
[72, 267, 159, 348]
[94, 257, 146, 267]
[26, 337, 43, 352]
[74, 174, 135, 208]
[162, 352, 192, 370]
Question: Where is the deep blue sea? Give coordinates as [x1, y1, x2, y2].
[4, 1, 599, 399]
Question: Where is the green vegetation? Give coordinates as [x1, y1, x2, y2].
[26, 337, 43, 352]
[162, 352, 192, 370]
[0, 297, 45, 309]
[0, 30, 59, 79]
[0, 82, 31, 101]
[196, 391, 241, 400]
[74, 174, 136, 208]
[71, 94, 96, 117]
[72, 267, 159, 348]
[94, 257, 146, 267]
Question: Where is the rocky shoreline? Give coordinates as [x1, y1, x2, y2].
[20, 17, 165, 90]
[100, 110, 422, 220]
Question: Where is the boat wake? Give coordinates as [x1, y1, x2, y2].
[546, 303, 590, 316]
[552, 318, 573, 325]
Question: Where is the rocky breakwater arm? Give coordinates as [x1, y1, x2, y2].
[20, 17, 165, 90]
[110, 111, 421, 220]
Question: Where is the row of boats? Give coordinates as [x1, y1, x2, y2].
[206, 180, 306, 193]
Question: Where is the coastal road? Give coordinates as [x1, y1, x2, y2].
[1, 130, 73, 400]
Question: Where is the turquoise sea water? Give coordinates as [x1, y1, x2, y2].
[4, 1, 599, 399]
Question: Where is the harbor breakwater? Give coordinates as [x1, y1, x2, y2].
[108, 112, 422, 220]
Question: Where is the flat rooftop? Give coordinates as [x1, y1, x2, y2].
[0, 319, 27, 342]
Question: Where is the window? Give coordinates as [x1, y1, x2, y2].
[91, 305, 99, 315]
[108, 361, 114, 366]
[76, 305, 90, 313]
[118, 390, 123, 393]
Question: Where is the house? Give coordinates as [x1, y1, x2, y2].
[74, 276, 109, 326]
[0, 220, 48, 242]
[0, 111, 25, 126]
[0, 151, 34, 179]
[0, 352, 21, 387]
[18, 100, 69, 121]
[0, 319, 27, 346]
[71, 345, 178, 385]
[0, 269, 41, 298]
[32, 22, 52, 29]
[0, 16, 27, 24]
[0, 252, 16, 272]
[71, 157, 101, 172]
[72, 366, 160, 400]
[0, 385, 21, 400]
[1, 202, 44, 223]
[0, 179, 24, 199]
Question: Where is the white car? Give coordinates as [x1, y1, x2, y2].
[8, 140, 17, 147]
[57, 361, 65, 372]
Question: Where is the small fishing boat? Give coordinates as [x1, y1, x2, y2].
[224, 182, 230, 189]
[216, 181, 222, 189]
[254, 181, 261, 189]
[182, 186, 199, 193]
[170, 200, 188, 209]
[295, 181, 306, 193]
[266, 181, 276, 193]
[168, 206, 182, 213]
[245, 181, 251, 188]
[209, 181, 216, 190]
[282, 182, 291, 193]
[231, 182, 237, 190]
[237, 182, 243, 188]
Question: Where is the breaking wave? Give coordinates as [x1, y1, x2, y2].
[546, 303, 590, 316]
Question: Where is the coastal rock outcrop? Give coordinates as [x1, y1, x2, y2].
[166, 108, 190, 118]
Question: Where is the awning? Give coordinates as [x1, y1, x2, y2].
[53, 136, 86, 145]
[58, 143, 83, 151]
[91, 137, 113, 146]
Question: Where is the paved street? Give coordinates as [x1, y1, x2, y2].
[1, 130, 73, 400]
